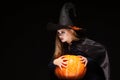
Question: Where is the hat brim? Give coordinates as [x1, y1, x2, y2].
[46, 22, 72, 31]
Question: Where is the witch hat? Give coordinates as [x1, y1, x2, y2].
[47, 2, 83, 31]
[59, 2, 76, 26]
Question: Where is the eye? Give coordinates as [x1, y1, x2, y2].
[61, 31, 65, 34]
[58, 31, 65, 35]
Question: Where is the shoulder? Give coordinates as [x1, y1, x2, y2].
[79, 38, 108, 54]
[82, 38, 105, 48]
[73, 38, 107, 52]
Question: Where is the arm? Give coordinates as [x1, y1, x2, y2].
[48, 57, 56, 71]
[100, 50, 110, 80]
[85, 43, 110, 80]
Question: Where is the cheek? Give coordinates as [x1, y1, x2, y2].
[63, 34, 68, 39]
[63, 36, 68, 41]
[60, 35, 67, 42]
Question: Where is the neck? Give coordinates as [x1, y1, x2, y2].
[66, 39, 72, 45]
[67, 37, 79, 45]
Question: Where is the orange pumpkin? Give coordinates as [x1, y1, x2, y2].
[55, 55, 87, 80]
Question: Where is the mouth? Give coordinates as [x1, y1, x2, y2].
[60, 38, 63, 40]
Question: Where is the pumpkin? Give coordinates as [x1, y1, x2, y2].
[55, 55, 87, 80]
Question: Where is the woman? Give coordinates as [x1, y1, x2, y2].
[48, 26, 106, 80]
[47, 2, 110, 80]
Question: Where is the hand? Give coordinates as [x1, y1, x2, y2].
[77, 55, 88, 67]
[53, 56, 68, 70]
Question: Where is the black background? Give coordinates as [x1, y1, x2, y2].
[1, 0, 120, 80]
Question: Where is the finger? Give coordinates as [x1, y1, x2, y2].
[81, 57, 87, 61]
[80, 58, 87, 65]
[60, 66, 62, 70]
[61, 64, 67, 68]
[77, 56, 84, 61]
[61, 56, 65, 59]
[83, 58, 87, 67]
[84, 60, 88, 67]
[59, 64, 63, 70]
[62, 57, 67, 59]
[81, 56, 85, 59]
[80, 58, 84, 61]
[62, 62, 67, 67]
[62, 61, 68, 65]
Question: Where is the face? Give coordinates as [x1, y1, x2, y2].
[57, 29, 73, 43]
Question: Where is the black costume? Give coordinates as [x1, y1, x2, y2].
[48, 38, 109, 80]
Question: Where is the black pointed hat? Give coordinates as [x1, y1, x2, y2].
[47, 2, 83, 31]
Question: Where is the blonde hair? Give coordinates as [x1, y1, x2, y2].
[53, 29, 79, 58]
